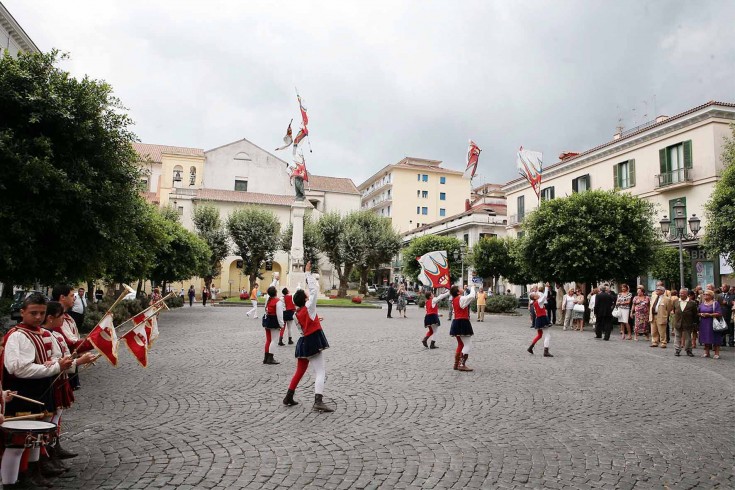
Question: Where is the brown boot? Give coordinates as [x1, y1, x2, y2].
[453, 352, 461, 370]
[458, 354, 474, 371]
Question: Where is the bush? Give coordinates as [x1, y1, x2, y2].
[0, 298, 12, 317]
[82, 297, 146, 333]
[165, 295, 184, 308]
[351, 296, 362, 304]
[417, 296, 426, 308]
[485, 294, 518, 313]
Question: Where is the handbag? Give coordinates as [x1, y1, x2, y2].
[612, 307, 621, 319]
[712, 316, 728, 333]
[573, 304, 585, 313]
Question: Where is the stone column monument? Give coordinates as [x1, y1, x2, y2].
[289, 199, 308, 290]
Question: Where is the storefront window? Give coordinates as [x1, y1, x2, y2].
[694, 261, 714, 289]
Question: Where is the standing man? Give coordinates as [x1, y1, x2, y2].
[386, 283, 397, 319]
[593, 285, 615, 340]
[69, 287, 86, 329]
[51, 284, 84, 390]
[556, 283, 566, 325]
[649, 285, 672, 348]
[546, 284, 557, 325]
[476, 287, 487, 322]
[719, 284, 733, 347]
[672, 288, 698, 357]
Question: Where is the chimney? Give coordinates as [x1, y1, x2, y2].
[613, 125, 624, 140]
[655, 115, 669, 123]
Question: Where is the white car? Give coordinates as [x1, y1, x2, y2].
[367, 285, 377, 294]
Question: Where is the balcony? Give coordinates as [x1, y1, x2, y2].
[656, 168, 693, 189]
[508, 214, 524, 226]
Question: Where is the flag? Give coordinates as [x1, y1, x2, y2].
[464, 140, 481, 179]
[292, 126, 309, 157]
[86, 313, 119, 366]
[132, 305, 160, 329]
[144, 316, 159, 349]
[297, 93, 308, 127]
[275, 120, 294, 151]
[121, 323, 149, 368]
[516, 147, 543, 198]
[291, 153, 309, 182]
[417, 250, 451, 288]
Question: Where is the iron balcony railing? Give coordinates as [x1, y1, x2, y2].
[656, 168, 692, 188]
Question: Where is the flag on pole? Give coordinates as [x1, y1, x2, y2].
[464, 140, 481, 179]
[297, 93, 308, 127]
[290, 153, 309, 182]
[121, 323, 149, 368]
[132, 305, 160, 329]
[516, 147, 543, 198]
[292, 126, 309, 157]
[86, 313, 119, 366]
[417, 250, 451, 288]
[275, 120, 294, 151]
[144, 316, 159, 349]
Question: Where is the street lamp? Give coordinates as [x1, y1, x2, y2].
[659, 199, 701, 289]
[452, 242, 468, 287]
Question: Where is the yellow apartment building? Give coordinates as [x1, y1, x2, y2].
[358, 157, 471, 233]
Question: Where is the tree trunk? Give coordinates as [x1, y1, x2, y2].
[249, 272, 258, 291]
[136, 279, 143, 298]
[204, 275, 213, 291]
[337, 264, 352, 298]
[359, 269, 369, 295]
[0, 279, 13, 299]
[87, 281, 95, 302]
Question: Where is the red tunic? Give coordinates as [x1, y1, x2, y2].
[52, 314, 84, 351]
[283, 294, 296, 311]
[295, 308, 323, 337]
[532, 300, 547, 317]
[266, 297, 279, 315]
[425, 299, 438, 315]
[452, 296, 470, 320]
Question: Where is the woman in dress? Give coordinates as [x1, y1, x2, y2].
[616, 284, 633, 340]
[572, 289, 585, 331]
[588, 287, 599, 330]
[396, 285, 407, 318]
[698, 289, 723, 359]
[632, 286, 650, 341]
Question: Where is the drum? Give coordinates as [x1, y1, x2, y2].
[1, 421, 57, 448]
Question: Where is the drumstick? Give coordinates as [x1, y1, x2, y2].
[4, 413, 47, 421]
[10, 394, 45, 406]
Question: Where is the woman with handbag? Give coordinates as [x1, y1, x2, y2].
[616, 284, 633, 340]
[563, 289, 577, 331]
[632, 286, 650, 341]
[698, 289, 724, 359]
[572, 289, 585, 331]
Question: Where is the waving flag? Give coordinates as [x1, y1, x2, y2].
[291, 153, 309, 182]
[417, 250, 451, 288]
[516, 147, 543, 198]
[297, 93, 308, 127]
[275, 120, 294, 151]
[464, 140, 481, 179]
[122, 323, 149, 368]
[144, 316, 159, 349]
[86, 313, 119, 366]
[292, 126, 309, 157]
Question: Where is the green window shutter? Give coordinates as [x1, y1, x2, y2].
[550, 186, 555, 199]
[585, 174, 591, 190]
[683, 140, 693, 168]
[628, 159, 636, 187]
[613, 164, 619, 189]
[659, 148, 667, 173]
[572, 177, 578, 193]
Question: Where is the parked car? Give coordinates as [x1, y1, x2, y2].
[10, 290, 45, 321]
[517, 292, 529, 308]
[405, 291, 418, 304]
[367, 285, 378, 294]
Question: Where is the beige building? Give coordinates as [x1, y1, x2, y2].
[134, 140, 361, 294]
[358, 157, 471, 233]
[1, 2, 39, 56]
[502, 100, 735, 290]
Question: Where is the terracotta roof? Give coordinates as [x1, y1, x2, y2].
[193, 189, 295, 206]
[132, 142, 204, 163]
[503, 100, 735, 187]
[308, 175, 360, 195]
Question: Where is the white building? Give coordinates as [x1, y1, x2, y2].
[0, 2, 39, 56]
[502, 100, 735, 292]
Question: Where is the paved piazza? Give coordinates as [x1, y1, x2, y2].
[56, 304, 734, 489]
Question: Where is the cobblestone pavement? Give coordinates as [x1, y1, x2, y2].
[52, 304, 734, 489]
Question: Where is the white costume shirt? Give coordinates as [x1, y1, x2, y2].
[61, 315, 80, 343]
[294, 272, 319, 335]
[432, 291, 451, 307]
[3, 330, 61, 379]
[458, 286, 477, 309]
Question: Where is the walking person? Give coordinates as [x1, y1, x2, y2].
[616, 284, 633, 340]
[422, 289, 450, 349]
[593, 285, 615, 340]
[202, 287, 209, 307]
[386, 283, 397, 318]
[262, 285, 284, 365]
[527, 290, 554, 357]
[283, 261, 333, 412]
[278, 288, 296, 346]
[246, 284, 259, 319]
[476, 287, 487, 322]
[188, 285, 195, 307]
[546, 286, 556, 325]
[562, 288, 576, 331]
[396, 285, 407, 318]
[449, 284, 477, 371]
[698, 290, 723, 359]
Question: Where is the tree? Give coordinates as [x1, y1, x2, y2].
[227, 207, 281, 288]
[315, 213, 352, 297]
[469, 237, 514, 293]
[344, 212, 402, 294]
[519, 190, 658, 284]
[193, 205, 230, 291]
[150, 209, 211, 288]
[280, 214, 321, 270]
[649, 246, 691, 290]
[504, 237, 539, 286]
[401, 235, 465, 285]
[0, 50, 144, 291]
[703, 123, 735, 269]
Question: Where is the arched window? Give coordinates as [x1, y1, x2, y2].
[234, 152, 251, 161]
[189, 166, 197, 186]
[172, 165, 184, 188]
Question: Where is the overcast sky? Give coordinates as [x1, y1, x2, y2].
[6, 0, 734, 186]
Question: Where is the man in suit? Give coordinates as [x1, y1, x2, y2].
[672, 288, 698, 357]
[719, 284, 734, 347]
[555, 283, 566, 325]
[649, 285, 673, 348]
[546, 285, 557, 325]
[386, 283, 397, 318]
[593, 285, 615, 340]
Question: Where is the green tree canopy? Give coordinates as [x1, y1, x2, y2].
[315, 213, 351, 297]
[227, 207, 281, 288]
[281, 214, 321, 270]
[519, 190, 658, 284]
[344, 212, 402, 294]
[0, 50, 143, 288]
[150, 209, 211, 286]
[504, 237, 539, 286]
[193, 205, 230, 289]
[649, 246, 691, 290]
[401, 235, 465, 285]
[469, 237, 514, 291]
[703, 123, 735, 269]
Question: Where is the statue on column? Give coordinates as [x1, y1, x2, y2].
[289, 153, 309, 201]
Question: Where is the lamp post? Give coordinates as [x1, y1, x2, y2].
[659, 199, 701, 289]
[452, 242, 468, 287]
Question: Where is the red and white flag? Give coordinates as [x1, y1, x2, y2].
[292, 126, 309, 157]
[275, 120, 294, 151]
[516, 146, 543, 198]
[297, 93, 308, 128]
[464, 140, 481, 179]
[121, 323, 149, 368]
[417, 250, 451, 288]
[86, 313, 119, 366]
[132, 305, 160, 329]
[144, 316, 159, 349]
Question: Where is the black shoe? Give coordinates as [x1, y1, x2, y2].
[264, 353, 280, 365]
[263, 352, 269, 364]
[313, 394, 334, 412]
[686, 350, 694, 357]
[283, 389, 299, 406]
[527, 345, 534, 355]
[543, 348, 554, 357]
[387, 316, 392, 318]
[421, 338, 428, 348]
[28, 462, 54, 488]
[429, 341, 437, 349]
[288, 337, 294, 345]
[675, 349, 681, 357]
[54, 441, 78, 459]
[278, 339, 285, 346]
[39, 457, 65, 477]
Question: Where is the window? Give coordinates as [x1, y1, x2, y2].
[418, 173, 421, 181]
[417, 190, 420, 197]
[422, 174, 428, 182]
[517, 195, 525, 220]
[172, 165, 184, 188]
[659, 140, 692, 185]
[387, 205, 391, 216]
[440, 176, 446, 184]
[440, 192, 446, 201]
[572, 174, 591, 193]
[234, 152, 251, 161]
[417, 206, 420, 215]
[540, 186, 555, 201]
[440, 208, 446, 217]
[177, 206, 184, 215]
[421, 207, 428, 215]
[421, 190, 428, 198]
[613, 160, 636, 189]
[517, 231, 525, 238]
[479, 233, 498, 240]
[234, 180, 248, 191]
[463, 233, 469, 245]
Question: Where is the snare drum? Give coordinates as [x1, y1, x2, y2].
[1, 421, 57, 448]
